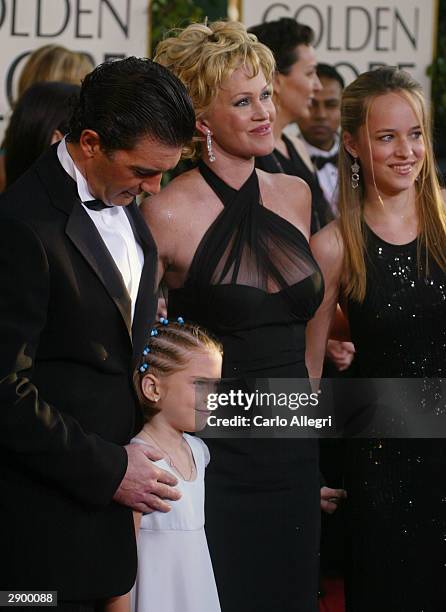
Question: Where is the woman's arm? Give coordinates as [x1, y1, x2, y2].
[104, 594, 130, 612]
[133, 510, 142, 533]
[305, 221, 344, 381]
[140, 171, 203, 291]
[260, 170, 312, 240]
[330, 305, 351, 341]
[140, 193, 172, 287]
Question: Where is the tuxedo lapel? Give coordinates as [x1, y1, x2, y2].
[125, 204, 158, 359]
[66, 206, 132, 339]
[36, 146, 132, 340]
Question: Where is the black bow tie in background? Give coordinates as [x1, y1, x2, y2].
[83, 199, 109, 211]
[311, 153, 339, 170]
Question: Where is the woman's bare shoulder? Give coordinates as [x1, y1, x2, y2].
[258, 169, 312, 213]
[257, 169, 312, 236]
[257, 167, 310, 194]
[140, 168, 204, 227]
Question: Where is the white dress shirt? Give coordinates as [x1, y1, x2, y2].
[300, 135, 340, 216]
[57, 138, 144, 321]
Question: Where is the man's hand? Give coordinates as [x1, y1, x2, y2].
[113, 444, 181, 513]
[320, 486, 347, 514]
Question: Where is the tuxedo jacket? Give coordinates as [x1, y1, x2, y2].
[0, 146, 158, 600]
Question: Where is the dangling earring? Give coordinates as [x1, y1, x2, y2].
[206, 129, 216, 163]
[351, 157, 360, 189]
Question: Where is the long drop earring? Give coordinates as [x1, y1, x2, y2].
[206, 130, 216, 163]
[351, 157, 360, 189]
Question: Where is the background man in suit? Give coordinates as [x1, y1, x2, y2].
[297, 63, 344, 217]
[0, 57, 195, 610]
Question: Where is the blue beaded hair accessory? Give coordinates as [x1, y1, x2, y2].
[139, 316, 186, 372]
[159, 316, 185, 326]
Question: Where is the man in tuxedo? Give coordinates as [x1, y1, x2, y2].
[0, 57, 195, 610]
[297, 63, 344, 216]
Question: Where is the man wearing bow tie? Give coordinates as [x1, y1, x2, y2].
[298, 63, 344, 216]
[0, 57, 195, 610]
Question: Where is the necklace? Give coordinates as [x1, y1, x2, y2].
[140, 428, 195, 481]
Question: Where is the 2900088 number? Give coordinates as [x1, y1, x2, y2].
[0, 592, 57, 606]
[9, 594, 53, 603]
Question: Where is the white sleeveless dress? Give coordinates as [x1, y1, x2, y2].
[130, 434, 221, 612]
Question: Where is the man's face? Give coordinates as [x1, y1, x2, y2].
[82, 133, 182, 205]
[298, 76, 342, 151]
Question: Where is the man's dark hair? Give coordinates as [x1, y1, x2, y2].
[317, 63, 345, 90]
[5, 81, 80, 187]
[67, 57, 195, 151]
[248, 18, 314, 75]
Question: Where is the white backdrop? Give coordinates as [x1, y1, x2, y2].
[241, 0, 437, 95]
[0, 0, 149, 141]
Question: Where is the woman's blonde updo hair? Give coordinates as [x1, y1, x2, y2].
[154, 20, 275, 157]
[338, 66, 446, 302]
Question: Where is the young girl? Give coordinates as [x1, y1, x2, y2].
[307, 67, 446, 611]
[128, 318, 222, 612]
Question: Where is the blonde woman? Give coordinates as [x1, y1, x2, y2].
[142, 20, 325, 612]
[0, 45, 93, 192]
[306, 67, 446, 610]
[17, 44, 93, 98]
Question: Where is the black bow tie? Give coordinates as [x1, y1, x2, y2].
[311, 153, 338, 170]
[83, 199, 109, 211]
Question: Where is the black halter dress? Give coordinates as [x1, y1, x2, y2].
[168, 161, 324, 612]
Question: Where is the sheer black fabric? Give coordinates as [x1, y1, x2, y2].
[345, 225, 446, 612]
[256, 134, 334, 234]
[168, 161, 324, 612]
[189, 159, 321, 294]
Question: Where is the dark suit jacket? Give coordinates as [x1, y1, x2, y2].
[0, 146, 158, 599]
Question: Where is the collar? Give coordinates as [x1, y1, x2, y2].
[301, 133, 340, 159]
[57, 137, 114, 207]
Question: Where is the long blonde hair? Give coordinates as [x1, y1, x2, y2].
[339, 66, 446, 302]
[154, 20, 275, 157]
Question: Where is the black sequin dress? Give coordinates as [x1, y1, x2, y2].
[168, 161, 324, 612]
[345, 225, 446, 612]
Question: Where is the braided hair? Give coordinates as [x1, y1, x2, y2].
[134, 319, 222, 420]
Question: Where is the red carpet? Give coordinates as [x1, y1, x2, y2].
[319, 578, 345, 612]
